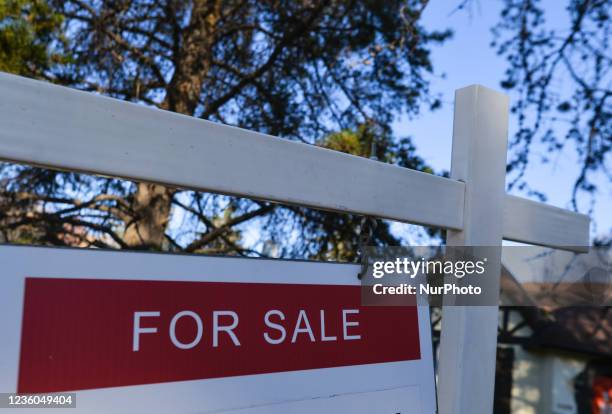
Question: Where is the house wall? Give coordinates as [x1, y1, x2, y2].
[510, 347, 588, 414]
[550, 355, 587, 414]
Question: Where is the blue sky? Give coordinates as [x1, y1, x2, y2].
[392, 0, 610, 242]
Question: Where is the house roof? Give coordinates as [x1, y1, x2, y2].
[500, 267, 612, 358]
[524, 307, 612, 358]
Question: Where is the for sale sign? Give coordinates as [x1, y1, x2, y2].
[0, 245, 436, 413]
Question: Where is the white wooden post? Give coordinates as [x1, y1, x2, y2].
[437, 85, 510, 414]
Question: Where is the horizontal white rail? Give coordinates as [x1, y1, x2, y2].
[0, 73, 465, 230]
[0, 73, 589, 250]
[503, 195, 589, 252]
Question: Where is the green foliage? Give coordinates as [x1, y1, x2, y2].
[319, 125, 435, 173]
[0, 0, 64, 77]
[7, 1, 606, 255]
[0, 0, 450, 258]
[2, 0, 606, 257]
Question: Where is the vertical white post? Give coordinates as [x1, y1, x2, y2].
[437, 85, 509, 414]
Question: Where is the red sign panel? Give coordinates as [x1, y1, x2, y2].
[18, 278, 420, 393]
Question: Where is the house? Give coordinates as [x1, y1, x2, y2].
[432, 257, 611, 414]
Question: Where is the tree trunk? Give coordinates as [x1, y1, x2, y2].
[122, 0, 219, 250]
[123, 183, 173, 249]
